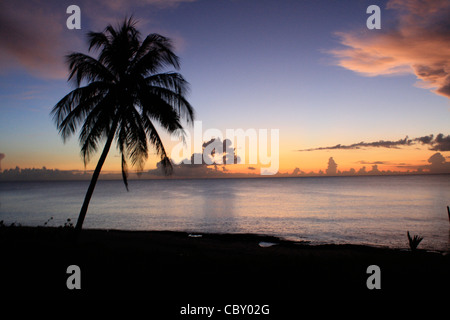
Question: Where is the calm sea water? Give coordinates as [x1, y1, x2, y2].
[0, 175, 449, 251]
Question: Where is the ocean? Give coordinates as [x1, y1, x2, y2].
[0, 175, 449, 251]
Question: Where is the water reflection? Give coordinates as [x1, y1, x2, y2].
[199, 179, 237, 233]
[1, 175, 449, 251]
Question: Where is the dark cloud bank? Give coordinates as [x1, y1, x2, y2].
[298, 134, 450, 152]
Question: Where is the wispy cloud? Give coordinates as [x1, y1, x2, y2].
[0, 1, 79, 79]
[357, 160, 390, 165]
[298, 134, 450, 152]
[0, 0, 195, 79]
[98, 0, 196, 10]
[330, 0, 450, 98]
[0, 153, 4, 171]
[298, 136, 412, 151]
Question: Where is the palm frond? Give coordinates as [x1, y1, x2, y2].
[78, 97, 116, 166]
[121, 152, 129, 191]
[149, 86, 194, 123]
[144, 73, 194, 122]
[52, 82, 110, 141]
[130, 33, 180, 76]
[66, 53, 116, 87]
[141, 114, 173, 175]
[119, 106, 149, 170]
[87, 31, 110, 52]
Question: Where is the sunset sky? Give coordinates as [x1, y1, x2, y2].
[0, 0, 449, 177]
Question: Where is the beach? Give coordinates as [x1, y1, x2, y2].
[1, 226, 449, 303]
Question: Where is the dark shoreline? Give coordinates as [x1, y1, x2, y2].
[1, 226, 449, 301]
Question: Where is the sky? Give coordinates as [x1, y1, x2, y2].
[0, 0, 449, 178]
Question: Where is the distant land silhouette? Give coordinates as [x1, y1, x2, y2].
[1, 152, 449, 181]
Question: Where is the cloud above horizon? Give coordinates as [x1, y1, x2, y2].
[0, 1, 78, 79]
[148, 137, 241, 177]
[99, 0, 196, 10]
[298, 133, 450, 152]
[0, 0, 194, 79]
[0, 153, 4, 171]
[330, 0, 450, 98]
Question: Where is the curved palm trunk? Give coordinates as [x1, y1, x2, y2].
[74, 118, 119, 236]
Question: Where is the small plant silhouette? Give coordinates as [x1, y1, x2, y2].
[407, 231, 423, 252]
[43, 217, 54, 226]
[62, 218, 74, 229]
[0, 221, 21, 227]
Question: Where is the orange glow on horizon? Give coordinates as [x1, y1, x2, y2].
[0, 141, 445, 176]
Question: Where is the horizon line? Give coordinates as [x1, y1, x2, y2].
[1, 165, 449, 182]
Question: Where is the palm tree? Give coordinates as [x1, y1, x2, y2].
[51, 17, 194, 234]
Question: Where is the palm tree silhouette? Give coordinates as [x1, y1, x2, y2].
[51, 17, 194, 234]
